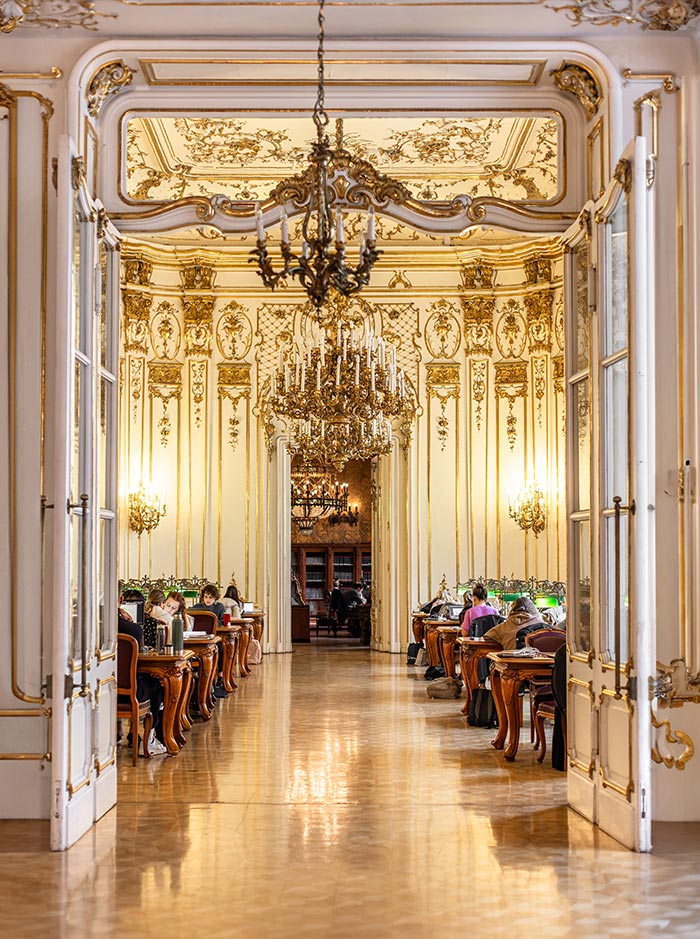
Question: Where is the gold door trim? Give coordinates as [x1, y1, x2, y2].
[598, 686, 634, 800]
[95, 676, 117, 774]
[567, 676, 595, 776]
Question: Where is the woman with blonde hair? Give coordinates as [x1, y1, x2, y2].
[143, 587, 172, 648]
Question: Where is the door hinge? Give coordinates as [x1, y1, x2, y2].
[64, 674, 75, 699]
[641, 787, 648, 819]
[627, 676, 638, 701]
[53, 782, 61, 819]
[588, 264, 597, 312]
[44, 675, 52, 699]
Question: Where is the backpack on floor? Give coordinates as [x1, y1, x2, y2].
[424, 664, 445, 681]
[426, 677, 463, 699]
[248, 637, 262, 665]
[467, 687, 498, 728]
[407, 642, 422, 665]
[414, 648, 429, 668]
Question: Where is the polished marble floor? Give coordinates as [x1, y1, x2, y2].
[2, 647, 700, 939]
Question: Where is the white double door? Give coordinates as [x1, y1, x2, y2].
[49, 136, 121, 850]
[563, 137, 654, 851]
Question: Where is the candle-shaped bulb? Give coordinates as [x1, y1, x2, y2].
[280, 207, 289, 244]
[256, 203, 265, 243]
[367, 206, 376, 242]
[336, 208, 345, 244]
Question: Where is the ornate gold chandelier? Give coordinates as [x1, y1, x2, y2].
[508, 483, 547, 537]
[250, 0, 381, 307]
[270, 319, 412, 468]
[128, 483, 167, 535]
[291, 462, 349, 532]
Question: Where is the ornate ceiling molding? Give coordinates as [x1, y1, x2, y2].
[550, 62, 602, 120]
[546, 0, 700, 30]
[86, 60, 134, 118]
[0, 0, 114, 32]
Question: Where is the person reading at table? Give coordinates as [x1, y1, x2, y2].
[191, 583, 227, 626]
[460, 583, 499, 635]
[164, 591, 192, 628]
[144, 587, 173, 647]
[221, 583, 243, 618]
[481, 597, 544, 651]
[118, 603, 167, 754]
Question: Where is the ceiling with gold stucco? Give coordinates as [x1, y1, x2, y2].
[125, 114, 561, 208]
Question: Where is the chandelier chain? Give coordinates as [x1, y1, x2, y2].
[313, 0, 329, 137]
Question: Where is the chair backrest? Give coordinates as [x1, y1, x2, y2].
[552, 643, 567, 713]
[525, 628, 567, 654]
[117, 634, 138, 696]
[190, 609, 218, 634]
[469, 613, 503, 638]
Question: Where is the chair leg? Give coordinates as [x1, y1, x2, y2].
[142, 712, 153, 759]
[131, 709, 139, 766]
[535, 712, 548, 764]
[530, 693, 535, 743]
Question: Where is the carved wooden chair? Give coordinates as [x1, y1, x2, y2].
[117, 634, 152, 765]
[189, 610, 218, 634]
[525, 629, 566, 748]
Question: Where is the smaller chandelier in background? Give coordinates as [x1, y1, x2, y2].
[291, 462, 348, 532]
[128, 483, 166, 535]
[508, 483, 547, 537]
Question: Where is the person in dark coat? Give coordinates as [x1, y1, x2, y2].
[118, 608, 165, 748]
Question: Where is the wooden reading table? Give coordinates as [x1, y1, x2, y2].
[138, 649, 196, 755]
[216, 623, 242, 692]
[229, 618, 253, 676]
[411, 612, 429, 645]
[456, 637, 501, 714]
[437, 626, 461, 678]
[487, 651, 555, 761]
[184, 634, 221, 720]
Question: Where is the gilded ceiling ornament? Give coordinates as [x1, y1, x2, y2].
[462, 296, 496, 357]
[0, 0, 114, 32]
[426, 362, 461, 450]
[190, 361, 207, 428]
[71, 155, 86, 192]
[150, 302, 181, 360]
[216, 302, 253, 360]
[180, 258, 215, 290]
[129, 357, 143, 422]
[122, 290, 152, 354]
[533, 358, 547, 427]
[86, 60, 134, 118]
[495, 360, 528, 451]
[183, 297, 215, 358]
[375, 303, 421, 380]
[554, 297, 565, 352]
[148, 361, 183, 448]
[614, 157, 632, 193]
[550, 62, 602, 120]
[123, 255, 153, 286]
[546, 0, 700, 30]
[470, 360, 488, 431]
[524, 256, 553, 286]
[525, 289, 554, 354]
[496, 300, 527, 359]
[425, 300, 461, 360]
[461, 260, 496, 290]
[388, 270, 412, 290]
[218, 363, 251, 451]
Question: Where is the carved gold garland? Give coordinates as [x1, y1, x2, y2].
[546, 0, 700, 29]
[426, 363, 461, 451]
[86, 60, 134, 118]
[148, 360, 183, 448]
[0, 0, 113, 32]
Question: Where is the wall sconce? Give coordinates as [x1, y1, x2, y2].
[329, 503, 360, 527]
[128, 483, 166, 535]
[508, 483, 546, 537]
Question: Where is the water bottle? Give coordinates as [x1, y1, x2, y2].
[156, 623, 166, 654]
[171, 613, 184, 654]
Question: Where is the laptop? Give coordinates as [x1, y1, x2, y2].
[447, 604, 463, 621]
[243, 601, 255, 614]
[121, 600, 144, 625]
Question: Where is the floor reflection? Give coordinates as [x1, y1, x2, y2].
[1, 648, 700, 938]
